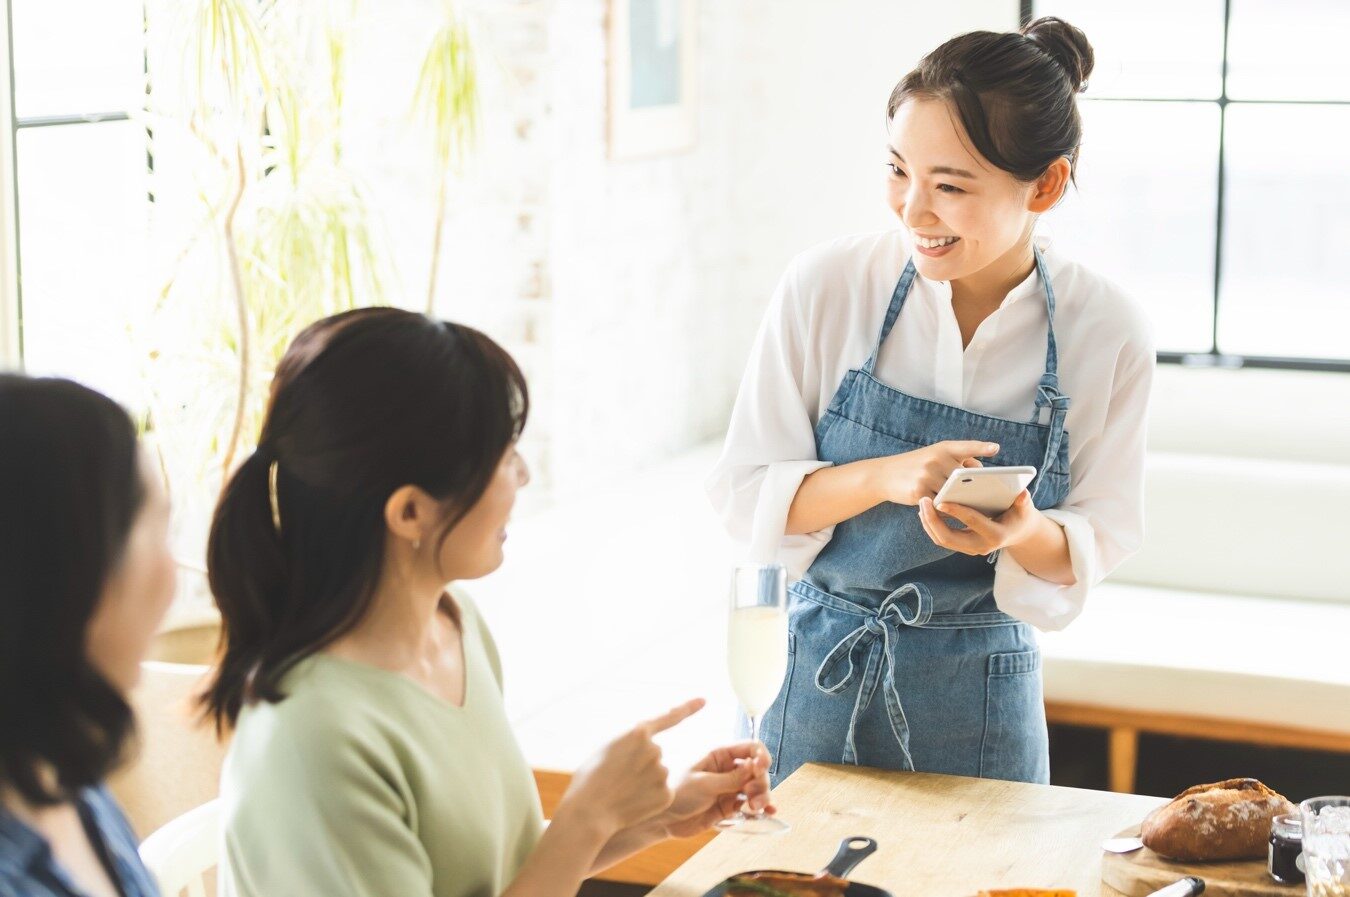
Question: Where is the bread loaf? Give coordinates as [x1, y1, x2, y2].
[1141, 777, 1296, 861]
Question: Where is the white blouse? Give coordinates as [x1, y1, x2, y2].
[706, 230, 1156, 632]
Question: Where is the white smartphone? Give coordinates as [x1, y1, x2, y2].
[933, 466, 1037, 517]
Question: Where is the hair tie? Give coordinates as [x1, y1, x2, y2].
[268, 460, 282, 534]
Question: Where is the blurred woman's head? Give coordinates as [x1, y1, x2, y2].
[0, 375, 175, 805]
[203, 307, 529, 729]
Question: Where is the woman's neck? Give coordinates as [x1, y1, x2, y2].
[949, 233, 1037, 310]
[326, 570, 450, 674]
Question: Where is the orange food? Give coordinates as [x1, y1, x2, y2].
[976, 891, 1076, 897]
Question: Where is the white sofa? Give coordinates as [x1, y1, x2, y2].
[1038, 363, 1350, 792]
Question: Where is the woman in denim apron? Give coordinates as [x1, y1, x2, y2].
[762, 245, 1070, 785]
[709, 18, 1155, 786]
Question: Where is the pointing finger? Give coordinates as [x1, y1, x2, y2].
[641, 698, 706, 735]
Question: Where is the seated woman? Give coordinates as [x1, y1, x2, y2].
[0, 375, 176, 897]
[205, 307, 773, 897]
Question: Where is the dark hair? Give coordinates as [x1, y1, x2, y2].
[201, 308, 528, 730]
[0, 376, 145, 805]
[887, 16, 1095, 182]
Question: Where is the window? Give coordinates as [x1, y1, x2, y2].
[0, 1, 523, 571]
[1028, 0, 1350, 371]
[5, 0, 151, 404]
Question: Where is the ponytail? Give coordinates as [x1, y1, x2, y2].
[201, 446, 386, 731]
[200, 450, 289, 731]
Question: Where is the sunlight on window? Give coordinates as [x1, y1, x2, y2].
[1033, 0, 1224, 99]
[1036, 0, 1349, 364]
[15, 121, 150, 409]
[10, 0, 144, 118]
[1220, 105, 1350, 358]
[1227, 0, 1350, 101]
[1041, 102, 1218, 353]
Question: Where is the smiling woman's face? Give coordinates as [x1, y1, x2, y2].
[884, 97, 1044, 284]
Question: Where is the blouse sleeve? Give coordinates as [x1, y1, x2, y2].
[705, 258, 834, 579]
[992, 334, 1155, 631]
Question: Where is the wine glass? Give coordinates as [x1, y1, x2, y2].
[718, 563, 790, 834]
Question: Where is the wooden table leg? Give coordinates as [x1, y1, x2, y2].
[1108, 726, 1139, 794]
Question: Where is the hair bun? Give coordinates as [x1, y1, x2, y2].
[1022, 16, 1094, 93]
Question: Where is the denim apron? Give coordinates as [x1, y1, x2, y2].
[760, 248, 1072, 786]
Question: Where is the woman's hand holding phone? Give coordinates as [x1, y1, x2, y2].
[787, 439, 998, 536]
[918, 489, 1041, 556]
[875, 440, 1001, 506]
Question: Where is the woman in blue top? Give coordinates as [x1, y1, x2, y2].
[0, 376, 175, 897]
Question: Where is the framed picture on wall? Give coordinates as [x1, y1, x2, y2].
[607, 0, 697, 160]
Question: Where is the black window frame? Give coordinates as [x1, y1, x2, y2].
[1024, 0, 1350, 373]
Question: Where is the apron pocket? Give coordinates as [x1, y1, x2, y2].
[978, 648, 1050, 784]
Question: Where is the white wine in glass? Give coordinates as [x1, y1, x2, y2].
[719, 563, 790, 834]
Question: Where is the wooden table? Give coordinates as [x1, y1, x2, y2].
[648, 764, 1168, 897]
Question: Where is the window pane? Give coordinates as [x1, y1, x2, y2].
[17, 121, 150, 407]
[1218, 105, 1350, 359]
[10, 0, 145, 118]
[1040, 101, 1218, 353]
[1033, 1, 1224, 99]
[1227, 0, 1350, 101]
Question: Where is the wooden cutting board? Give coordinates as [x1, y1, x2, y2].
[1102, 826, 1302, 897]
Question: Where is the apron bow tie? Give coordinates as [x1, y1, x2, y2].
[814, 582, 934, 769]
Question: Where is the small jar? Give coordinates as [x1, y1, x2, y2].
[1269, 812, 1305, 884]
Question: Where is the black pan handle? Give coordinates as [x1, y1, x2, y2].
[821, 836, 878, 879]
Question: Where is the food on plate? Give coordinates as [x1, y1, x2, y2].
[975, 890, 1076, 896]
[1141, 777, 1297, 861]
[726, 871, 850, 897]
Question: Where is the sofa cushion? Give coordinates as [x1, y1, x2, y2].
[1041, 581, 1350, 736]
[1111, 451, 1350, 604]
[1148, 365, 1350, 464]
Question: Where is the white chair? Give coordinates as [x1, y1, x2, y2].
[109, 657, 227, 839]
[138, 798, 220, 897]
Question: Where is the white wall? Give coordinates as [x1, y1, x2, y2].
[544, 1, 1019, 495]
[345, 0, 1018, 498]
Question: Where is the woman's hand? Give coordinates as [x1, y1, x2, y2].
[876, 441, 1000, 506]
[918, 492, 1077, 585]
[917, 490, 1040, 555]
[786, 439, 998, 535]
[658, 742, 775, 838]
[555, 699, 704, 839]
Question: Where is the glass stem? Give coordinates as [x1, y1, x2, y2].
[746, 714, 768, 820]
